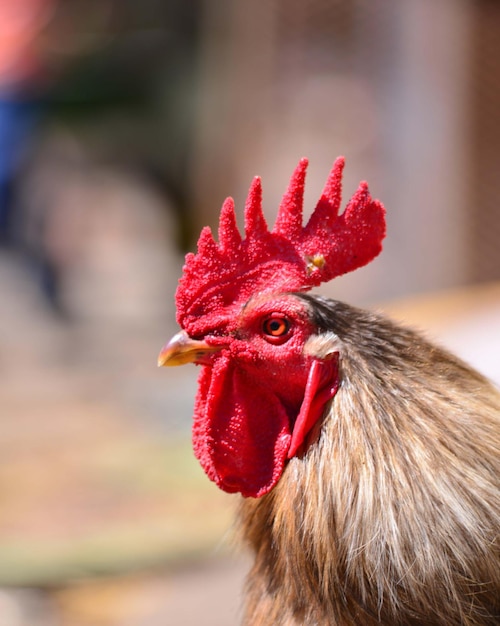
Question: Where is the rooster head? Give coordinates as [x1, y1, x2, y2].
[159, 157, 386, 497]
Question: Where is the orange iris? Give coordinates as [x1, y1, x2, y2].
[262, 316, 290, 337]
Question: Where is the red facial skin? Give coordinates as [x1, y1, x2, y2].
[190, 294, 338, 498]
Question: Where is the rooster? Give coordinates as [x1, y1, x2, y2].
[158, 158, 500, 625]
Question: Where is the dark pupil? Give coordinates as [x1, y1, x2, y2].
[269, 320, 281, 332]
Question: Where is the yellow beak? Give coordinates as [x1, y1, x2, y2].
[157, 330, 221, 367]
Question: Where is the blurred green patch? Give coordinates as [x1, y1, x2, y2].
[0, 438, 236, 587]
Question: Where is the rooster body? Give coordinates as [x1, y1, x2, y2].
[238, 295, 500, 625]
[159, 159, 500, 625]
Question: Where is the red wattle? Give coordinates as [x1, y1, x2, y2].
[287, 356, 339, 458]
[192, 355, 291, 498]
[192, 352, 340, 498]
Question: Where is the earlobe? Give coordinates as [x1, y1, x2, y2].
[287, 355, 340, 458]
[304, 331, 342, 358]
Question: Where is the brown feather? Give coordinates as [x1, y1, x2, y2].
[238, 296, 500, 625]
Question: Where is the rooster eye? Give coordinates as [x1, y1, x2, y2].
[262, 316, 290, 339]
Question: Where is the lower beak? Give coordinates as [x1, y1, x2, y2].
[157, 330, 221, 367]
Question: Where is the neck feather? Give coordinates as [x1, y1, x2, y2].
[237, 307, 500, 625]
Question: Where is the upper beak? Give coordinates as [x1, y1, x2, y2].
[157, 330, 221, 367]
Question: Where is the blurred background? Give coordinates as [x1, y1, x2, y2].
[0, 0, 499, 624]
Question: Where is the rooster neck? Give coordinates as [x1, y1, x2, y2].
[237, 299, 500, 626]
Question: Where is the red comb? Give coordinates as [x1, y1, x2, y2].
[177, 157, 386, 334]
